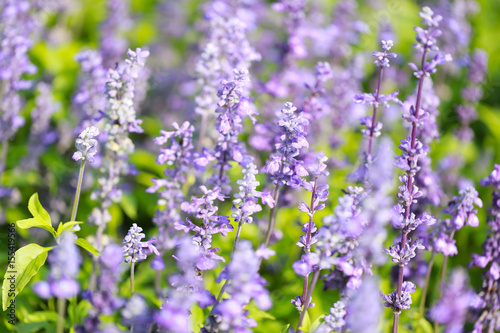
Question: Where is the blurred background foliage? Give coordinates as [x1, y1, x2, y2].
[1, 0, 500, 332]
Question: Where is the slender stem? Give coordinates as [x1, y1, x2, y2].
[215, 220, 244, 303]
[70, 161, 86, 222]
[130, 262, 135, 295]
[416, 252, 435, 333]
[57, 298, 66, 333]
[296, 269, 320, 333]
[304, 178, 318, 250]
[367, 66, 384, 157]
[264, 185, 281, 248]
[300, 275, 309, 308]
[438, 256, 449, 297]
[392, 46, 428, 333]
[0, 137, 8, 178]
[392, 313, 400, 333]
[231, 220, 244, 260]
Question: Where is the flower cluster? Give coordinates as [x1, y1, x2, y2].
[264, 102, 309, 187]
[175, 186, 232, 271]
[206, 241, 272, 332]
[317, 186, 368, 292]
[89, 48, 149, 228]
[81, 244, 124, 331]
[381, 281, 416, 314]
[430, 269, 476, 333]
[73, 49, 108, 128]
[122, 223, 159, 264]
[148, 121, 195, 254]
[72, 126, 100, 163]
[469, 164, 500, 332]
[231, 161, 274, 225]
[154, 237, 215, 332]
[383, 7, 448, 324]
[0, 0, 37, 145]
[205, 68, 258, 192]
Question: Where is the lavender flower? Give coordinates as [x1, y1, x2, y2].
[99, 0, 131, 68]
[232, 161, 274, 225]
[0, 0, 39, 177]
[352, 39, 399, 180]
[24, 82, 59, 169]
[194, 6, 260, 148]
[318, 186, 368, 293]
[381, 281, 416, 313]
[155, 237, 215, 332]
[384, 7, 449, 329]
[72, 126, 100, 163]
[73, 49, 107, 126]
[89, 48, 149, 230]
[263, 102, 309, 187]
[175, 186, 232, 271]
[469, 165, 500, 332]
[205, 241, 272, 332]
[148, 121, 195, 256]
[322, 301, 346, 332]
[81, 244, 124, 332]
[430, 269, 476, 333]
[204, 68, 257, 193]
[122, 223, 159, 264]
[346, 277, 383, 333]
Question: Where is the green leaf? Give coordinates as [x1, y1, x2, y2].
[56, 221, 83, 236]
[2, 244, 52, 310]
[16, 218, 56, 237]
[15, 193, 56, 237]
[247, 301, 276, 320]
[28, 193, 51, 225]
[120, 194, 138, 220]
[23, 311, 58, 323]
[281, 324, 291, 333]
[76, 238, 100, 257]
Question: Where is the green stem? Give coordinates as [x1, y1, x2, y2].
[263, 185, 281, 248]
[70, 161, 86, 222]
[416, 252, 435, 333]
[296, 269, 320, 333]
[434, 254, 450, 333]
[57, 298, 66, 333]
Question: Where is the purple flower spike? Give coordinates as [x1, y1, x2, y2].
[469, 165, 500, 331]
[264, 102, 309, 187]
[430, 269, 476, 333]
[122, 223, 159, 263]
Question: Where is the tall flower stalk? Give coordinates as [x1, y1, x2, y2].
[469, 164, 500, 332]
[384, 7, 450, 333]
[88, 48, 149, 290]
[354, 40, 398, 159]
[293, 154, 329, 332]
[263, 102, 309, 248]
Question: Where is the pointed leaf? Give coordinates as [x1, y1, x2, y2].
[28, 193, 51, 225]
[16, 218, 57, 237]
[2, 244, 52, 310]
[56, 221, 83, 236]
[76, 238, 100, 257]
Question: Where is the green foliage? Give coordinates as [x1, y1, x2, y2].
[2, 244, 52, 310]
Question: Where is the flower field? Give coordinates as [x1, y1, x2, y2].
[1, 0, 500, 332]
